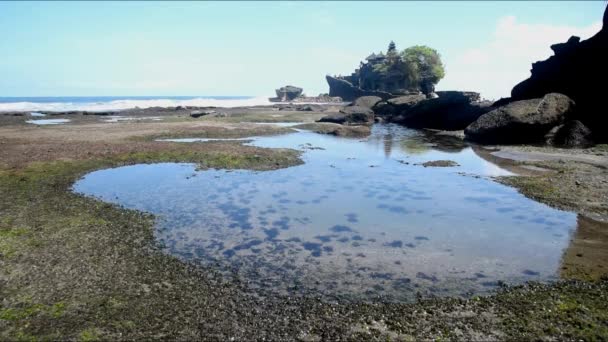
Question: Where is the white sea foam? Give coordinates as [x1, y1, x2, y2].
[0, 97, 273, 112]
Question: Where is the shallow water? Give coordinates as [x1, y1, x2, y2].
[157, 138, 252, 143]
[30, 112, 46, 117]
[74, 124, 576, 301]
[26, 118, 70, 125]
[103, 116, 163, 123]
[251, 122, 304, 127]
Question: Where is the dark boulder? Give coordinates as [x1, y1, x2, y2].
[190, 110, 216, 118]
[388, 91, 492, 130]
[373, 94, 427, 116]
[326, 75, 393, 102]
[465, 93, 575, 144]
[274, 85, 303, 101]
[276, 104, 295, 111]
[82, 111, 116, 116]
[317, 106, 374, 125]
[351, 96, 383, 109]
[296, 104, 324, 112]
[547, 120, 593, 148]
[509, 5, 608, 142]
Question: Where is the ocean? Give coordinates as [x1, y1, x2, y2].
[0, 96, 272, 112]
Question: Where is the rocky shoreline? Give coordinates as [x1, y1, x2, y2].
[1, 5, 607, 341]
[1, 107, 607, 340]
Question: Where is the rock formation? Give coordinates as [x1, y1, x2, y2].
[270, 87, 343, 103]
[317, 106, 375, 126]
[464, 93, 575, 144]
[272, 85, 303, 101]
[372, 91, 492, 130]
[351, 96, 383, 109]
[326, 41, 441, 101]
[326, 75, 394, 102]
[507, 4, 607, 142]
[546, 120, 594, 148]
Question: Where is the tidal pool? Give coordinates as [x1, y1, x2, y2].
[26, 118, 70, 125]
[74, 124, 576, 301]
[103, 116, 163, 123]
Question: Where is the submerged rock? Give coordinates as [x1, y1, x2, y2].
[465, 93, 575, 144]
[420, 160, 460, 167]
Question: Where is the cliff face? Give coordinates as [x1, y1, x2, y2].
[510, 5, 607, 141]
[326, 75, 394, 101]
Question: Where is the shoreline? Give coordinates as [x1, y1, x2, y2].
[1, 106, 607, 340]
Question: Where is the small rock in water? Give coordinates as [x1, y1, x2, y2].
[420, 160, 460, 167]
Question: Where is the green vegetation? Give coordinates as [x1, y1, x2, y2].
[358, 41, 445, 93]
[0, 147, 302, 340]
[401, 45, 446, 87]
[0, 126, 606, 340]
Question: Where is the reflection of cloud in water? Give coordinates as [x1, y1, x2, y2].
[74, 124, 577, 302]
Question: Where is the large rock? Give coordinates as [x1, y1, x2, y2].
[465, 93, 575, 144]
[373, 94, 427, 116]
[317, 106, 374, 126]
[275, 85, 304, 101]
[190, 110, 216, 118]
[508, 5, 607, 142]
[326, 75, 393, 102]
[383, 91, 492, 130]
[351, 96, 383, 109]
[547, 120, 594, 148]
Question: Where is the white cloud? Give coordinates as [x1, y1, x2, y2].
[438, 16, 602, 100]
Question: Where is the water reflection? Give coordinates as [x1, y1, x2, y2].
[26, 119, 70, 125]
[74, 124, 577, 301]
[366, 126, 467, 158]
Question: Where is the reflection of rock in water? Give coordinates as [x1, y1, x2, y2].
[367, 124, 467, 156]
[423, 133, 467, 153]
[399, 131, 467, 155]
[383, 133, 393, 158]
[560, 215, 608, 280]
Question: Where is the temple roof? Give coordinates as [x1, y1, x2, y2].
[366, 52, 386, 61]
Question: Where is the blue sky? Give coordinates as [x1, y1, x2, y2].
[0, 1, 604, 99]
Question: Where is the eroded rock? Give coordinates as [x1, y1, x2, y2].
[317, 106, 374, 126]
[465, 93, 575, 144]
[549, 120, 594, 148]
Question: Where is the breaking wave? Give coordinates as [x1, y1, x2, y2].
[0, 96, 272, 112]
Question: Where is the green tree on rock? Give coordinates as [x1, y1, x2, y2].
[401, 45, 445, 88]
